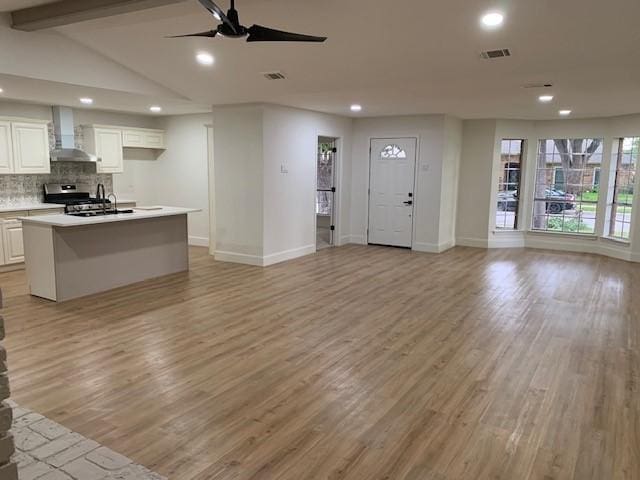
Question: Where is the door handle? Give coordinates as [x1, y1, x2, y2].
[403, 200, 413, 206]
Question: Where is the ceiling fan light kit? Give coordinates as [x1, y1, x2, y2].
[169, 0, 327, 43]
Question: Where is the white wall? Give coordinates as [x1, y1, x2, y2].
[350, 115, 461, 252]
[112, 113, 212, 245]
[212, 105, 265, 262]
[457, 114, 640, 261]
[439, 116, 463, 247]
[261, 105, 353, 262]
[211, 104, 353, 266]
[155, 114, 211, 246]
[455, 120, 496, 246]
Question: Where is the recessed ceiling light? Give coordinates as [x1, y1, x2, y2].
[149, 105, 162, 113]
[79, 97, 93, 105]
[559, 110, 572, 116]
[196, 52, 215, 66]
[481, 11, 504, 28]
[350, 104, 362, 112]
[538, 95, 554, 103]
[0, 88, 3, 94]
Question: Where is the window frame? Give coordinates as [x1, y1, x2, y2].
[531, 138, 603, 236]
[495, 139, 525, 231]
[606, 137, 638, 241]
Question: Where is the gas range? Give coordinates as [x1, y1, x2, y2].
[43, 183, 133, 217]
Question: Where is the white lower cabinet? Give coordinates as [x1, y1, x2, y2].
[2, 219, 24, 264]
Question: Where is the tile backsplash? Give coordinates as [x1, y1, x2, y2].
[0, 163, 113, 206]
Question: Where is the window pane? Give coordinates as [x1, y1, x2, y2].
[608, 137, 638, 240]
[532, 138, 603, 234]
[495, 139, 524, 229]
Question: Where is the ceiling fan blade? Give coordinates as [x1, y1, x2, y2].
[247, 24, 327, 42]
[167, 29, 218, 38]
[197, 0, 238, 35]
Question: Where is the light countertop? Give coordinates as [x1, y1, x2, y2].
[0, 199, 137, 213]
[20, 206, 200, 227]
[0, 203, 64, 213]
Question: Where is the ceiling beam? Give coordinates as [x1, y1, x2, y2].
[11, 0, 188, 31]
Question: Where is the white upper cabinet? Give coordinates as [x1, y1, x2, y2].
[9, 121, 50, 174]
[0, 121, 13, 174]
[85, 127, 124, 174]
[122, 128, 165, 149]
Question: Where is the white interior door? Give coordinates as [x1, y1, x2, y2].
[368, 138, 417, 247]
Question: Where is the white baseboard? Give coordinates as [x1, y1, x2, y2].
[263, 244, 316, 267]
[214, 250, 264, 266]
[413, 240, 455, 253]
[188, 236, 209, 247]
[342, 234, 366, 245]
[215, 244, 316, 267]
[488, 231, 526, 249]
[456, 237, 489, 248]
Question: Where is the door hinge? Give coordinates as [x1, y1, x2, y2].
[330, 225, 335, 231]
[331, 187, 336, 193]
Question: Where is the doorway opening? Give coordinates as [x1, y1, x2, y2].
[317, 137, 337, 250]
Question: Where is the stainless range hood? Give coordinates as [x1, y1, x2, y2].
[50, 106, 99, 163]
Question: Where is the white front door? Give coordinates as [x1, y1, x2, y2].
[368, 138, 417, 247]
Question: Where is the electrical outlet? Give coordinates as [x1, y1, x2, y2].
[421, 164, 430, 172]
[280, 164, 289, 174]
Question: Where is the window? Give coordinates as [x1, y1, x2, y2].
[532, 138, 603, 234]
[381, 144, 407, 159]
[495, 139, 523, 229]
[607, 138, 637, 240]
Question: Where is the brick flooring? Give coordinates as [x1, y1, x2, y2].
[7, 401, 166, 480]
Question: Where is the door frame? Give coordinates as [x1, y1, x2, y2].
[314, 135, 343, 249]
[366, 136, 420, 248]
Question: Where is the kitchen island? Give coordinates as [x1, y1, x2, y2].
[20, 206, 200, 302]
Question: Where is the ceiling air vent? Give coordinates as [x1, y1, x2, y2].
[523, 82, 553, 89]
[480, 48, 511, 59]
[262, 71, 286, 80]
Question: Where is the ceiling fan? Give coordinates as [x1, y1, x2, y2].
[169, 0, 327, 43]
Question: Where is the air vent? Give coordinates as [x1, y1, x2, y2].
[262, 71, 286, 80]
[480, 48, 511, 59]
[523, 82, 553, 89]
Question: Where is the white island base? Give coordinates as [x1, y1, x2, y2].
[21, 207, 199, 302]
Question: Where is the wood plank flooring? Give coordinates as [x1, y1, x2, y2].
[1, 245, 639, 479]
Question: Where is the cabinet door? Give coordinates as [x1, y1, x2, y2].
[144, 132, 164, 149]
[0, 121, 14, 174]
[3, 220, 24, 264]
[95, 128, 124, 174]
[11, 122, 50, 174]
[122, 129, 144, 147]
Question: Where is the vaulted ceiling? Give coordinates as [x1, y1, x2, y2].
[1, 0, 639, 119]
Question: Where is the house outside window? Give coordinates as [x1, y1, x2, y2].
[495, 139, 524, 229]
[607, 138, 637, 240]
[532, 138, 603, 234]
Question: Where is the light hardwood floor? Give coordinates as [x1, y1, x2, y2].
[1, 245, 639, 479]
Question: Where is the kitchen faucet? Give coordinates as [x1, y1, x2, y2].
[96, 183, 106, 214]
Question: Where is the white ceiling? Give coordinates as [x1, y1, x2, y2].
[1, 0, 640, 119]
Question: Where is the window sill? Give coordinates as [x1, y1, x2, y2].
[526, 230, 598, 241]
[601, 236, 631, 246]
[492, 229, 525, 235]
